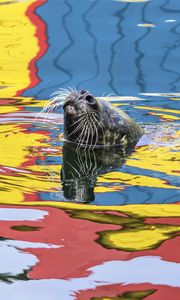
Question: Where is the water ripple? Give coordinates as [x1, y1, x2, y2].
[108, 3, 129, 94]
[77, 0, 100, 89]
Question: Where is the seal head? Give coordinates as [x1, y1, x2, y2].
[63, 89, 144, 148]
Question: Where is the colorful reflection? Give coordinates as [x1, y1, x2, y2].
[0, 99, 179, 205]
[0, 0, 180, 299]
[0, 204, 180, 299]
[0, 0, 47, 98]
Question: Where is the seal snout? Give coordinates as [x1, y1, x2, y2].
[65, 105, 76, 117]
[63, 100, 77, 117]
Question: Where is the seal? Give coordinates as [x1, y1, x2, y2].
[62, 89, 144, 148]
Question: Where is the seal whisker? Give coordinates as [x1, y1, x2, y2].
[35, 97, 64, 123]
[76, 119, 88, 147]
[43, 102, 63, 123]
[68, 118, 87, 137]
[84, 147, 89, 171]
[105, 93, 116, 98]
[84, 119, 92, 150]
[88, 122, 94, 149]
[87, 118, 95, 149]
[70, 116, 86, 127]
[66, 161, 81, 178]
[79, 119, 90, 149]
[92, 114, 99, 149]
[72, 113, 87, 119]
[88, 116, 95, 149]
[52, 87, 74, 98]
[91, 112, 102, 124]
[93, 114, 104, 136]
[75, 112, 99, 118]
[49, 100, 64, 109]
[35, 100, 56, 120]
[77, 147, 88, 176]
[44, 102, 61, 119]
[78, 119, 91, 149]
[85, 151, 91, 177]
[47, 100, 64, 113]
[67, 86, 78, 94]
[45, 97, 64, 110]
[91, 150, 97, 175]
[86, 150, 91, 175]
[77, 149, 86, 175]
[87, 122, 92, 149]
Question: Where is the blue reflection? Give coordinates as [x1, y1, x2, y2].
[23, 0, 180, 99]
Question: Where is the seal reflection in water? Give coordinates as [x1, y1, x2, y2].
[61, 142, 138, 203]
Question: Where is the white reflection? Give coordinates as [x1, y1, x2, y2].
[0, 239, 61, 275]
[165, 20, 176, 23]
[0, 208, 48, 221]
[0, 243, 37, 275]
[0, 256, 180, 299]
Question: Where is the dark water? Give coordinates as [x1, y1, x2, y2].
[0, 0, 180, 299]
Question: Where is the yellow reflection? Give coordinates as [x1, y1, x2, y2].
[0, 122, 61, 201]
[137, 23, 155, 27]
[98, 172, 179, 189]
[0, 106, 20, 114]
[135, 105, 180, 115]
[148, 112, 180, 121]
[0, 124, 47, 167]
[71, 211, 180, 252]
[0, 189, 24, 203]
[0, 0, 38, 97]
[93, 290, 155, 300]
[0, 196, 179, 219]
[99, 223, 180, 251]
[0, 98, 56, 116]
[126, 144, 180, 177]
[170, 98, 180, 101]
[0, 165, 61, 200]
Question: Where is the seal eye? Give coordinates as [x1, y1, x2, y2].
[85, 95, 96, 105]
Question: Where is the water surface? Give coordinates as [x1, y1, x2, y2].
[0, 0, 180, 299]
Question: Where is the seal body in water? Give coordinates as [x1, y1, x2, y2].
[62, 89, 144, 148]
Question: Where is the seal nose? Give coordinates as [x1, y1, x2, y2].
[65, 105, 76, 117]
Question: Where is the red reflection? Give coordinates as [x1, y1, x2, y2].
[76, 283, 180, 300]
[16, 0, 48, 96]
[0, 204, 180, 282]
